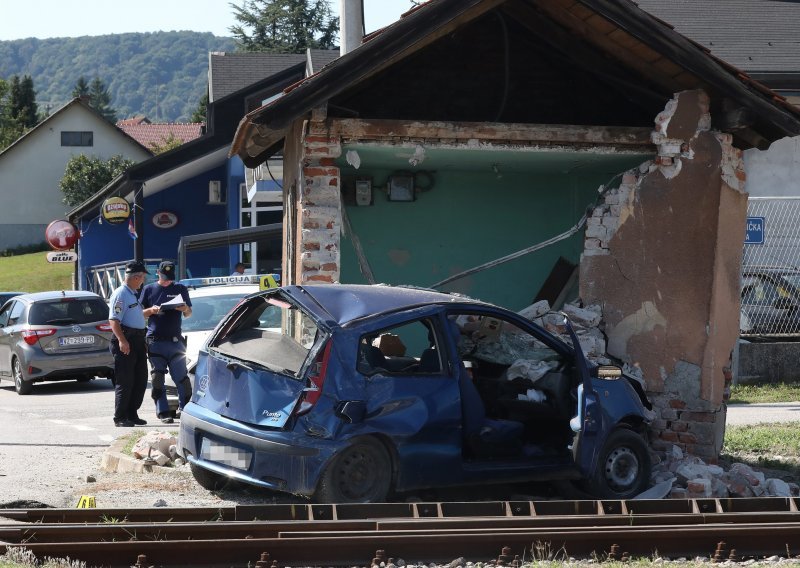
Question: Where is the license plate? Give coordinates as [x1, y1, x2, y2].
[200, 438, 252, 471]
[58, 335, 95, 346]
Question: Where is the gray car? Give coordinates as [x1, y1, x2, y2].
[0, 291, 115, 394]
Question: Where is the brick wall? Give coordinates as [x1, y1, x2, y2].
[298, 130, 342, 284]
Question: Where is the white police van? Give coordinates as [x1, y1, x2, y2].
[163, 273, 280, 416]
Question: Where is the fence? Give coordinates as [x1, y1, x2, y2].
[85, 259, 163, 299]
[740, 197, 800, 338]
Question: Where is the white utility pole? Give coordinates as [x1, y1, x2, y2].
[340, 0, 364, 55]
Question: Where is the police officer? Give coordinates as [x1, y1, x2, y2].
[140, 261, 193, 424]
[108, 261, 158, 427]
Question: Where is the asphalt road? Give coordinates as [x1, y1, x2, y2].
[726, 402, 800, 425]
[0, 376, 173, 507]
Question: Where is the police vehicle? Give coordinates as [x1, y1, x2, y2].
[162, 273, 280, 416]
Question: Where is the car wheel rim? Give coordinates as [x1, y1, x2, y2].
[13, 361, 23, 390]
[604, 446, 639, 491]
[335, 447, 380, 500]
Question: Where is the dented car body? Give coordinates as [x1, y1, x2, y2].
[178, 284, 652, 502]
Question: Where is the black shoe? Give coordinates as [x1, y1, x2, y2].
[114, 419, 135, 427]
[129, 417, 147, 426]
[160, 417, 174, 424]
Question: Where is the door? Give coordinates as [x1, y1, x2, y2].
[0, 301, 23, 375]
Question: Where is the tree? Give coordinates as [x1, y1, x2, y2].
[229, 0, 339, 53]
[7, 74, 38, 129]
[149, 132, 184, 154]
[59, 154, 135, 207]
[190, 91, 208, 123]
[88, 77, 117, 123]
[0, 78, 25, 150]
[72, 76, 90, 99]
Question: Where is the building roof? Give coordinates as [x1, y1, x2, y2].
[116, 121, 205, 149]
[230, 0, 800, 167]
[208, 49, 339, 102]
[634, 0, 800, 76]
[0, 98, 152, 162]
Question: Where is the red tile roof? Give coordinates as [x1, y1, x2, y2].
[115, 121, 204, 149]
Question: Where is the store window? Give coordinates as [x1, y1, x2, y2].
[238, 183, 283, 274]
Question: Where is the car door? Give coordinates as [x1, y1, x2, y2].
[356, 310, 463, 491]
[0, 301, 20, 375]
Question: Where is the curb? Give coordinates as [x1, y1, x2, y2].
[100, 437, 174, 474]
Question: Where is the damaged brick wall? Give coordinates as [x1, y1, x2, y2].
[580, 90, 748, 459]
[297, 120, 343, 285]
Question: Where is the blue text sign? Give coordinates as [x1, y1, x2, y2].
[745, 217, 764, 244]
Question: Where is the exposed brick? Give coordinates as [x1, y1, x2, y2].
[304, 166, 339, 177]
[659, 431, 679, 442]
[661, 408, 678, 421]
[319, 157, 337, 166]
[678, 432, 697, 444]
[671, 421, 688, 433]
[669, 399, 686, 409]
[650, 418, 667, 430]
[304, 135, 337, 144]
[681, 411, 716, 423]
[305, 274, 334, 283]
[321, 262, 338, 272]
[303, 242, 321, 251]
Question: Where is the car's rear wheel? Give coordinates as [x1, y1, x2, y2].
[190, 463, 230, 491]
[315, 438, 392, 503]
[585, 428, 651, 499]
[13, 358, 32, 395]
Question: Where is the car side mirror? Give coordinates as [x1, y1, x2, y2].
[335, 400, 367, 424]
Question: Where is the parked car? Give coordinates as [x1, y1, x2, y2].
[162, 274, 279, 415]
[740, 266, 800, 337]
[0, 292, 24, 307]
[0, 291, 114, 394]
[179, 284, 653, 502]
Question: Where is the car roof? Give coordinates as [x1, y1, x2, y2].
[14, 290, 102, 303]
[292, 284, 484, 325]
[189, 284, 261, 298]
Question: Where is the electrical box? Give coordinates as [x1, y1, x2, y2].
[355, 178, 373, 206]
[387, 175, 415, 201]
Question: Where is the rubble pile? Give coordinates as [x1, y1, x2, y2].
[131, 431, 185, 467]
[648, 444, 798, 499]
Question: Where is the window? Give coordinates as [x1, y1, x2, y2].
[8, 301, 25, 326]
[238, 182, 283, 274]
[61, 131, 93, 147]
[358, 319, 441, 375]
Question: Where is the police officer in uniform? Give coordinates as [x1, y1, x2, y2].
[108, 261, 158, 427]
[140, 261, 193, 424]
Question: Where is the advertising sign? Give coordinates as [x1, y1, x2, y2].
[102, 197, 130, 224]
[45, 220, 79, 251]
[46, 251, 78, 263]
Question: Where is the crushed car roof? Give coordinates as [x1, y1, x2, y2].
[292, 284, 483, 325]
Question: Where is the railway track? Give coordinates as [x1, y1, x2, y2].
[1, 497, 800, 567]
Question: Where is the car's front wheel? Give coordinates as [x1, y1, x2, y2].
[585, 428, 651, 499]
[190, 463, 230, 491]
[13, 358, 32, 395]
[315, 438, 392, 503]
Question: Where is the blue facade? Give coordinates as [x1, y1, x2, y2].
[76, 164, 235, 290]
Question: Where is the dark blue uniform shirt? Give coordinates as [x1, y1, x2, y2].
[140, 282, 192, 338]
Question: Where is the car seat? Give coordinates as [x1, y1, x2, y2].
[448, 319, 524, 458]
[418, 347, 441, 373]
[67, 302, 85, 322]
[358, 343, 388, 374]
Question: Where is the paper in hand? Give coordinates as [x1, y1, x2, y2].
[159, 295, 186, 311]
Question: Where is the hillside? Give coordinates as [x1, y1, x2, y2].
[0, 32, 237, 122]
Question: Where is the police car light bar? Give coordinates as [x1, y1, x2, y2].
[180, 273, 281, 290]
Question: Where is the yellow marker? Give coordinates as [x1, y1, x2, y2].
[259, 274, 280, 290]
[76, 495, 96, 508]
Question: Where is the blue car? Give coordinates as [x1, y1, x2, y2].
[179, 284, 652, 502]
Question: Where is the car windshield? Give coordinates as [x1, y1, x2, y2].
[209, 292, 315, 376]
[29, 298, 109, 325]
[182, 293, 250, 332]
[781, 273, 800, 290]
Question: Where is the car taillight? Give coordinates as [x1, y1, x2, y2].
[294, 341, 331, 416]
[21, 328, 57, 346]
[96, 323, 112, 332]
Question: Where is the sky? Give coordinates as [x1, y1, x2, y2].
[0, 0, 417, 41]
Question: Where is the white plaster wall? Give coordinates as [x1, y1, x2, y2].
[743, 136, 800, 197]
[0, 104, 151, 227]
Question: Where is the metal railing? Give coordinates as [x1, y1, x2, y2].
[85, 259, 163, 298]
[741, 197, 800, 337]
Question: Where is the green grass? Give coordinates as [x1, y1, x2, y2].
[0, 251, 73, 293]
[728, 382, 800, 404]
[722, 423, 800, 476]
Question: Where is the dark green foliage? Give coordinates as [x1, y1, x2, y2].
[89, 77, 117, 122]
[8, 74, 38, 128]
[230, 0, 339, 53]
[0, 77, 26, 147]
[0, 32, 235, 123]
[72, 76, 89, 98]
[59, 154, 136, 207]
[190, 90, 208, 123]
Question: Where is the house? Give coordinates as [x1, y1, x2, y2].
[116, 117, 205, 151]
[68, 50, 338, 294]
[229, 0, 800, 459]
[0, 98, 152, 250]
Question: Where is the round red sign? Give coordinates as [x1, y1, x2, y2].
[45, 220, 79, 251]
[152, 211, 178, 229]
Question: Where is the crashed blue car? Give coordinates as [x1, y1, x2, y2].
[178, 284, 652, 502]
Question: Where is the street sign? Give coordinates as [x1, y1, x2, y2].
[46, 251, 77, 263]
[745, 216, 764, 245]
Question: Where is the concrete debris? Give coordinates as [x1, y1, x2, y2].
[131, 431, 180, 467]
[518, 300, 550, 321]
[651, 445, 799, 499]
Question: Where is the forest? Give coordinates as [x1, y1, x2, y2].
[0, 31, 236, 122]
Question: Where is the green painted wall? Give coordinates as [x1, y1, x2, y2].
[339, 162, 643, 310]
